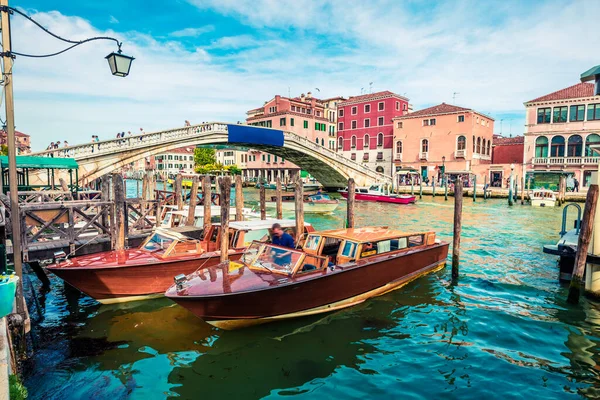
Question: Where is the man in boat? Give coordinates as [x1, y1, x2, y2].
[270, 223, 295, 267]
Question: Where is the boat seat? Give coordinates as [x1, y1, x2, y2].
[301, 264, 317, 272]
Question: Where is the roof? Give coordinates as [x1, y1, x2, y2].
[581, 65, 600, 82]
[0, 130, 29, 138]
[526, 83, 595, 104]
[339, 90, 408, 106]
[316, 227, 422, 243]
[216, 219, 312, 230]
[493, 135, 524, 146]
[0, 156, 78, 169]
[395, 103, 473, 119]
[166, 147, 195, 154]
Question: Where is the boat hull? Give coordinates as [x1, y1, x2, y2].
[265, 201, 339, 213]
[531, 199, 556, 207]
[168, 242, 448, 328]
[340, 192, 416, 204]
[47, 253, 243, 303]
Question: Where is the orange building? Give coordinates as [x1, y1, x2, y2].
[392, 103, 494, 185]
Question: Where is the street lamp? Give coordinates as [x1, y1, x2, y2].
[0, 1, 134, 288]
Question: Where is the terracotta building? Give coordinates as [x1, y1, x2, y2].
[490, 135, 525, 187]
[392, 103, 494, 184]
[337, 91, 410, 176]
[524, 82, 600, 189]
[0, 129, 31, 154]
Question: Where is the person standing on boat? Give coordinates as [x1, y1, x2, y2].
[271, 223, 295, 248]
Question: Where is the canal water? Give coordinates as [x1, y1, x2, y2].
[22, 186, 600, 399]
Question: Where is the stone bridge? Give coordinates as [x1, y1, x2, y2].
[29, 122, 391, 188]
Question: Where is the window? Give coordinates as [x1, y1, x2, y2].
[280, 117, 286, 126]
[570, 105, 585, 122]
[364, 134, 370, 148]
[397, 121, 403, 128]
[338, 137, 343, 149]
[364, 104, 371, 113]
[315, 138, 319, 144]
[338, 122, 344, 131]
[553, 106, 568, 123]
[457, 135, 466, 150]
[550, 135, 565, 157]
[535, 136, 548, 157]
[321, 138, 324, 146]
[378, 117, 384, 126]
[567, 135, 583, 157]
[472, 135, 475, 152]
[316, 111, 321, 117]
[290, 118, 294, 126]
[537, 107, 551, 124]
[351, 153, 356, 160]
[378, 102, 384, 111]
[351, 135, 357, 148]
[487, 141, 491, 155]
[423, 119, 430, 126]
[338, 109, 344, 117]
[377, 152, 383, 160]
[291, 106, 296, 112]
[430, 118, 436, 126]
[351, 106, 358, 115]
[588, 104, 600, 121]
[303, 120, 308, 129]
[363, 153, 369, 161]
[267, 154, 271, 163]
[458, 115, 465, 122]
[377, 133, 383, 147]
[421, 139, 429, 153]
[481, 139, 486, 154]
[351, 120, 357, 129]
[585, 134, 600, 156]
[396, 140, 402, 154]
[396, 101, 400, 111]
[375, 166, 384, 173]
[477, 137, 481, 153]
[262, 154, 265, 161]
[408, 235, 424, 247]
[341, 241, 358, 258]
[307, 109, 312, 114]
[364, 118, 370, 128]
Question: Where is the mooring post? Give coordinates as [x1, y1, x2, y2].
[101, 175, 111, 228]
[187, 176, 199, 226]
[568, 184, 599, 304]
[483, 175, 488, 200]
[432, 179, 436, 197]
[521, 176, 525, 205]
[411, 177, 414, 196]
[203, 175, 211, 232]
[514, 175, 518, 203]
[508, 172, 514, 206]
[112, 174, 126, 251]
[560, 175, 567, 205]
[473, 175, 477, 202]
[452, 179, 464, 279]
[259, 183, 266, 220]
[235, 175, 244, 221]
[527, 176, 531, 202]
[142, 173, 149, 200]
[419, 177, 423, 199]
[275, 176, 283, 219]
[175, 175, 183, 210]
[347, 178, 356, 228]
[444, 177, 448, 201]
[136, 178, 140, 199]
[294, 171, 304, 244]
[219, 176, 232, 262]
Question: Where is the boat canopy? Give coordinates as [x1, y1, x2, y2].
[0, 156, 78, 169]
[315, 227, 426, 243]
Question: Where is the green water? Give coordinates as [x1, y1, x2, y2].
[23, 189, 600, 399]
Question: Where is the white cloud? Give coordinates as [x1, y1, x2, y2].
[108, 15, 119, 24]
[169, 25, 215, 38]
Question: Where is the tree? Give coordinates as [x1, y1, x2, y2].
[194, 147, 216, 166]
[226, 165, 242, 175]
[0, 145, 7, 156]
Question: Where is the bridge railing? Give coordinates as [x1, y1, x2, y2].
[30, 122, 229, 159]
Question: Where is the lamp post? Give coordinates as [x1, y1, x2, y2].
[0, 1, 134, 284]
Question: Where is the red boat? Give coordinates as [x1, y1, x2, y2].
[339, 184, 416, 204]
[165, 226, 448, 329]
[46, 220, 313, 304]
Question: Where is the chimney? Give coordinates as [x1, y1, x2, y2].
[306, 91, 312, 100]
[300, 93, 305, 99]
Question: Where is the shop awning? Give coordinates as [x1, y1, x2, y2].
[0, 156, 78, 169]
[395, 169, 419, 175]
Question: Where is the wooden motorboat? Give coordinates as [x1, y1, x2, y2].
[46, 219, 313, 304]
[265, 193, 339, 214]
[530, 189, 556, 207]
[339, 184, 416, 204]
[165, 226, 448, 329]
[285, 183, 322, 192]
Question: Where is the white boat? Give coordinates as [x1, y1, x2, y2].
[530, 189, 557, 207]
[265, 193, 339, 214]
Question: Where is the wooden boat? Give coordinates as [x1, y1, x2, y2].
[339, 184, 416, 204]
[285, 183, 322, 192]
[265, 193, 339, 214]
[46, 220, 313, 304]
[531, 189, 556, 207]
[255, 182, 277, 190]
[165, 226, 448, 329]
[0, 275, 18, 318]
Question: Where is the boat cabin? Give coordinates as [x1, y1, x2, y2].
[271, 193, 334, 203]
[140, 228, 205, 258]
[532, 189, 556, 199]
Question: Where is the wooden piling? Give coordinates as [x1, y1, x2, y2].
[219, 176, 232, 262]
[294, 171, 304, 244]
[112, 174, 126, 251]
[527, 176, 531, 202]
[452, 179, 463, 279]
[568, 184, 599, 304]
[520, 176, 525, 205]
[187, 176, 200, 226]
[275, 176, 283, 219]
[203, 175, 211, 232]
[142, 173, 149, 200]
[259, 183, 266, 220]
[101, 175, 111, 228]
[559, 175, 566, 205]
[419, 178, 423, 199]
[347, 178, 356, 229]
[235, 175, 244, 221]
[136, 179, 140, 198]
[514, 176, 518, 203]
[508, 173, 514, 206]
[175, 175, 183, 210]
[411, 177, 414, 196]
[432, 179, 436, 197]
[473, 175, 477, 202]
[483, 175, 488, 200]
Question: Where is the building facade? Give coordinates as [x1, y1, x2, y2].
[321, 96, 345, 151]
[337, 91, 410, 177]
[524, 82, 600, 188]
[392, 103, 494, 184]
[490, 135, 525, 187]
[0, 129, 31, 154]
[155, 146, 195, 178]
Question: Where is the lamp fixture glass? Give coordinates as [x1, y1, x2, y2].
[105, 51, 134, 77]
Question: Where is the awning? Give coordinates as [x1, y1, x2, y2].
[395, 169, 419, 175]
[0, 156, 78, 169]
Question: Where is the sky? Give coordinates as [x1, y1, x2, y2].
[7, 0, 600, 150]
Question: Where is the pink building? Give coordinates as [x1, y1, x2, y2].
[524, 82, 600, 189]
[337, 91, 409, 176]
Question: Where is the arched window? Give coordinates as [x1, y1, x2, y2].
[351, 135, 357, 148]
[321, 138, 325, 146]
[550, 136, 565, 157]
[585, 134, 600, 156]
[476, 137, 481, 154]
[421, 139, 429, 153]
[457, 135, 466, 151]
[338, 136, 343, 149]
[487, 140, 491, 155]
[535, 136, 548, 157]
[315, 138, 319, 144]
[396, 140, 403, 154]
[364, 134, 370, 149]
[377, 133, 384, 147]
[567, 135, 583, 157]
[376, 166, 384, 173]
[473, 135, 475, 152]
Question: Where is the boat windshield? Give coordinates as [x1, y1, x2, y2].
[248, 243, 303, 274]
[368, 185, 381, 192]
[308, 194, 330, 201]
[142, 233, 175, 254]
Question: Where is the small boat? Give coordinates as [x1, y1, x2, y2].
[285, 183, 322, 192]
[339, 184, 416, 204]
[47, 219, 313, 304]
[165, 226, 448, 329]
[255, 182, 277, 190]
[265, 193, 339, 214]
[530, 189, 556, 207]
[0, 275, 18, 318]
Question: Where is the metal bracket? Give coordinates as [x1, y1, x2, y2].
[0, 51, 15, 59]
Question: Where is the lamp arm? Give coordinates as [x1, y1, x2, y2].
[0, 6, 122, 59]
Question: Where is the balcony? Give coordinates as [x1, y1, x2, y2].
[394, 154, 402, 162]
[533, 156, 600, 165]
[420, 152, 428, 160]
[455, 149, 466, 158]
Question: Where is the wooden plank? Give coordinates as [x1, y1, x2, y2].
[203, 175, 211, 232]
[275, 176, 283, 220]
[452, 179, 463, 279]
[187, 176, 200, 226]
[294, 171, 304, 246]
[235, 175, 244, 222]
[220, 176, 231, 262]
[347, 178, 355, 228]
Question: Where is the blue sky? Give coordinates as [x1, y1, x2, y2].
[9, 0, 600, 150]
